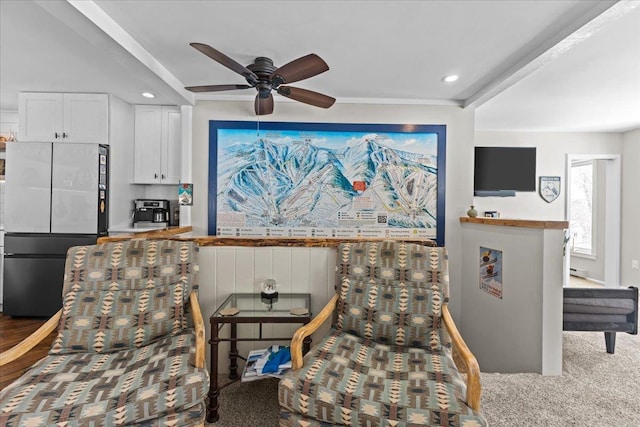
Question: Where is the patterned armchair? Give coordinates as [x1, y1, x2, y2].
[279, 241, 487, 427]
[0, 240, 209, 426]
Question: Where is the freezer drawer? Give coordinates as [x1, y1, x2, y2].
[4, 233, 97, 256]
[3, 256, 65, 317]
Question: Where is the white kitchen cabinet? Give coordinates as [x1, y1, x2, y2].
[133, 105, 181, 184]
[18, 92, 109, 144]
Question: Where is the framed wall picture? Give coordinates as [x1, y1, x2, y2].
[208, 120, 447, 245]
[0, 158, 5, 180]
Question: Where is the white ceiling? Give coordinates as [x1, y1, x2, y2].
[1, 0, 639, 133]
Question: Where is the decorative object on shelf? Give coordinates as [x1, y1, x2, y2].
[484, 211, 500, 218]
[261, 278, 279, 307]
[179, 183, 193, 205]
[467, 205, 478, 217]
[539, 176, 561, 203]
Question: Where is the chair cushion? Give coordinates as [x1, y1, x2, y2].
[50, 282, 185, 354]
[0, 331, 208, 427]
[336, 242, 450, 299]
[335, 278, 444, 351]
[279, 330, 487, 427]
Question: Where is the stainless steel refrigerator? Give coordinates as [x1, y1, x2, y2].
[3, 142, 108, 316]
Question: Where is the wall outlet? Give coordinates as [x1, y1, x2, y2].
[632, 260, 639, 270]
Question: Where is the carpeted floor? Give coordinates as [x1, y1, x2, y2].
[208, 331, 640, 426]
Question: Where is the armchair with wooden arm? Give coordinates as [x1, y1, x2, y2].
[279, 241, 487, 427]
[0, 240, 209, 427]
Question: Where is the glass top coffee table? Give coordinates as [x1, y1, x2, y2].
[207, 293, 312, 423]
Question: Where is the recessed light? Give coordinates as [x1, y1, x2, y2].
[142, 92, 155, 98]
[442, 75, 459, 83]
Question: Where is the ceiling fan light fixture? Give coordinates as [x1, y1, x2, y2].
[442, 75, 459, 83]
[142, 92, 156, 98]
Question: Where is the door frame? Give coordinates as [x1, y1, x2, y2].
[565, 154, 621, 288]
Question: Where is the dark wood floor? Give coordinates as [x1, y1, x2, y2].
[0, 314, 57, 390]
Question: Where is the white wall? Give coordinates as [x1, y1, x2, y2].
[473, 131, 622, 220]
[621, 128, 640, 286]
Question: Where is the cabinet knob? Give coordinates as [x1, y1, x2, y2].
[62, 132, 68, 139]
[55, 132, 60, 139]
[161, 174, 165, 179]
[154, 173, 158, 179]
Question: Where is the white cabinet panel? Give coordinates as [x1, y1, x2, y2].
[51, 144, 99, 233]
[133, 106, 162, 183]
[18, 93, 63, 142]
[5, 142, 52, 232]
[63, 94, 109, 143]
[162, 107, 181, 184]
[133, 105, 181, 184]
[18, 93, 108, 144]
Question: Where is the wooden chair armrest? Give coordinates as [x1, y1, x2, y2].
[442, 304, 482, 412]
[291, 294, 338, 370]
[0, 310, 61, 367]
[189, 292, 206, 369]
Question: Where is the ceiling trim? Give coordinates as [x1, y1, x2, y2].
[464, 0, 635, 110]
[66, 0, 194, 105]
[194, 93, 463, 107]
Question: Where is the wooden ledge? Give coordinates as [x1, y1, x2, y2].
[98, 234, 436, 248]
[98, 226, 193, 243]
[460, 217, 568, 229]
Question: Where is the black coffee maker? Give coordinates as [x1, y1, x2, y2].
[133, 199, 170, 227]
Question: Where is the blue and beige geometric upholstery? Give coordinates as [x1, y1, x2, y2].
[279, 241, 487, 427]
[0, 240, 209, 427]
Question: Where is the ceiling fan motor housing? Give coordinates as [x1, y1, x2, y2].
[248, 57, 279, 96]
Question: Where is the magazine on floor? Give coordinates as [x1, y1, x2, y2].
[241, 345, 292, 382]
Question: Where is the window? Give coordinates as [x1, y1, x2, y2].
[570, 160, 596, 255]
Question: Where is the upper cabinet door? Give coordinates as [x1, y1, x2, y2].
[18, 92, 108, 144]
[161, 106, 181, 184]
[18, 93, 63, 142]
[63, 94, 109, 144]
[133, 105, 163, 184]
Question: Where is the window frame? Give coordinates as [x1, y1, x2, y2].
[569, 159, 597, 258]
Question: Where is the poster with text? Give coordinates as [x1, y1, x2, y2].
[208, 121, 446, 244]
[480, 246, 502, 299]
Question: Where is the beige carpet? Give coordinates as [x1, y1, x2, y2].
[209, 331, 640, 426]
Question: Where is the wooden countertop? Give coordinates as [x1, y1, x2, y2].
[98, 226, 193, 243]
[98, 230, 436, 248]
[460, 217, 569, 229]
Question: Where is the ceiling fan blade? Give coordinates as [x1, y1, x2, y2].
[190, 43, 258, 83]
[270, 54, 329, 85]
[277, 86, 336, 109]
[185, 84, 252, 92]
[255, 93, 274, 115]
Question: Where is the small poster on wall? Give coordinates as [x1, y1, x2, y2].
[179, 183, 193, 206]
[480, 246, 503, 299]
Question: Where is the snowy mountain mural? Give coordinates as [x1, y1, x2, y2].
[216, 129, 439, 231]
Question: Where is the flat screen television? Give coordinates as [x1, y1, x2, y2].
[474, 147, 536, 196]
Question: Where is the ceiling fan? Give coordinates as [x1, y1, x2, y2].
[185, 43, 336, 115]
